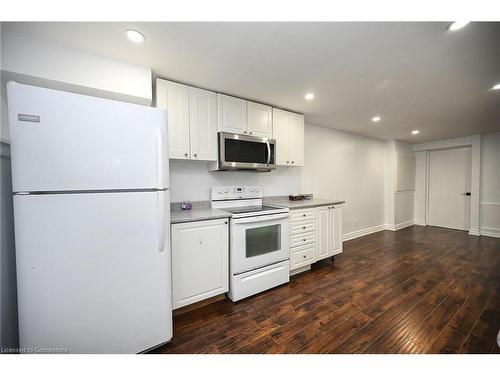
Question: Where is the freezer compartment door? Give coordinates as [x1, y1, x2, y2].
[7, 82, 168, 192]
[13, 191, 172, 353]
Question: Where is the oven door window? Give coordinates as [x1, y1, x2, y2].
[245, 224, 281, 258]
[224, 138, 274, 164]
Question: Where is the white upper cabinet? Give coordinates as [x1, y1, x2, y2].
[217, 94, 247, 134]
[218, 94, 273, 138]
[247, 101, 273, 137]
[156, 79, 190, 160]
[188, 87, 217, 161]
[289, 113, 305, 166]
[156, 79, 217, 161]
[272, 108, 305, 167]
[272, 108, 291, 166]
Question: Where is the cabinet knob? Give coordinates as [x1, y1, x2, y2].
[303, 238, 306, 241]
[224, 221, 228, 224]
[303, 226, 306, 229]
[244, 131, 248, 134]
[291, 161, 295, 164]
[249, 131, 253, 135]
[286, 161, 290, 164]
[302, 214, 306, 217]
[194, 153, 198, 157]
[303, 255, 307, 259]
[184, 153, 188, 157]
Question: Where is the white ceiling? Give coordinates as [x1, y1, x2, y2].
[3, 22, 500, 143]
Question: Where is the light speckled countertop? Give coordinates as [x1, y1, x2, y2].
[263, 197, 345, 210]
[170, 208, 231, 224]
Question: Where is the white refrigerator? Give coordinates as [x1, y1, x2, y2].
[7, 82, 172, 353]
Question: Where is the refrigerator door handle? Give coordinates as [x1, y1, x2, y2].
[158, 193, 166, 252]
[156, 127, 164, 188]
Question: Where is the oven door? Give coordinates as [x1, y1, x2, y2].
[231, 213, 289, 275]
[219, 132, 276, 170]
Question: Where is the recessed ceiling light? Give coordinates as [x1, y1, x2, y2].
[492, 83, 500, 90]
[125, 29, 145, 43]
[411, 130, 420, 135]
[305, 93, 315, 101]
[448, 21, 470, 31]
[371, 116, 381, 123]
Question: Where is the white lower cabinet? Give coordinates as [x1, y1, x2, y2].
[289, 206, 343, 273]
[171, 218, 229, 309]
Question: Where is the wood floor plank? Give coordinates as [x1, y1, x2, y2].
[151, 226, 500, 354]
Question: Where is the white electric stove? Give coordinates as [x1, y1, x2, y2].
[211, 186, 290, 301]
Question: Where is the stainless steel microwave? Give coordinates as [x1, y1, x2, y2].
[211, 132, 276, 172]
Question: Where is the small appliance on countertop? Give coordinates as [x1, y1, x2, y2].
[211, 186, 290, 301]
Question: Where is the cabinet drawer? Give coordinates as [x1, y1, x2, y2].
[291, 232, 316, 247]
[290, 221, 316, 235]
[290, 209, 316, 223]
[290, 245, 315, 270]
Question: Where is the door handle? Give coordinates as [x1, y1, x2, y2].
[158, 193, 165, 252]
[266, 140, 271, 166]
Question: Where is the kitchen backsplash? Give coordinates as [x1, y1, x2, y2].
[168, 160, 304, 202]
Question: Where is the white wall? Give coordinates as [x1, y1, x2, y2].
[384, 140, 415, 230]
[1, 30, 152, 143]
[480, 132, 500, 237]
[302, 124, 386, 236]
[170, 123, 388, 237]
[414, 151, 427, 225]
[169, 161, 303, 202]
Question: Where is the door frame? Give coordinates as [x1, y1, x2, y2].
[414, 135, 481, 236]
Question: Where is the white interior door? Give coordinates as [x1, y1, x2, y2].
[428, 148, 472, 230]
[13, 191, 172, 353]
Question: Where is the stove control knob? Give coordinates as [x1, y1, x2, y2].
[224, 188, 228, 193]
[250, 188, 254, 192]
[255, 188, 259, 192]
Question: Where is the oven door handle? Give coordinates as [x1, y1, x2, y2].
[266, 140, 271, 166]
[232, 213, 289, 224]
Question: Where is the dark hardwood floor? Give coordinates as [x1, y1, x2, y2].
[152, 226, 500, 354]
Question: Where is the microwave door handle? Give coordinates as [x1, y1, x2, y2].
[266, 140, 271, 166]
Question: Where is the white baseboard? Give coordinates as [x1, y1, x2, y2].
[468, 228, 481, 236]
[385, 220, 415, 231]
[342, 224, 386, 241]
[480, 227, 500, 238]
[414, 219, 426, 226]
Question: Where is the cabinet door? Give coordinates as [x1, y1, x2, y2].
[247, 101, 272, 138]
[189, 87, 217, 161]
[171, 219, 229, 309]
[217, 94, 247, 134]
[331, 208, 343, 256]
[290, 113, 305, 166]
[272, 108, 291, 166]
[156, 79, 190, 160]
[316, 206, 331, 261]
